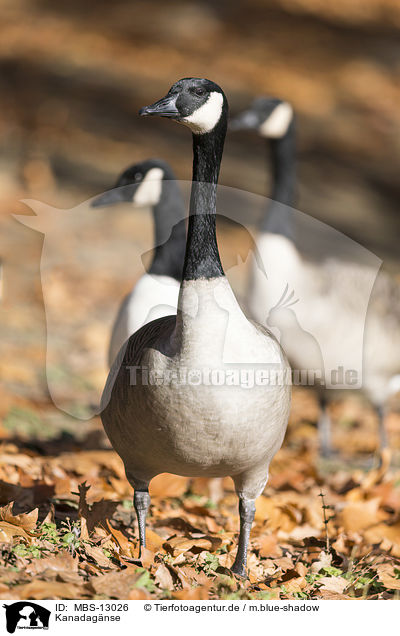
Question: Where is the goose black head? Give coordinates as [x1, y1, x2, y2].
[91, 159, 173, 208]
[230, 97, 293, 139]
[140, 78, 228, 135]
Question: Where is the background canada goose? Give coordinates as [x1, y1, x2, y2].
[92, 159, 186, 366]
[230, 97, 400, 457]
[101, 78, 291, 578]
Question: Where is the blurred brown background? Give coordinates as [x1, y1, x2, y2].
[1, 0, 400, 255]
[0, 0, 399, 429]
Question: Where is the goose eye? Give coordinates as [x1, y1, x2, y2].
[134, 173, 142, 182]
[194, 87, 206, 97]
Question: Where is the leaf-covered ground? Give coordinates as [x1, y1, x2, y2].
[2, 196, 400, 601]
[1, 389, 400, 601]
[1, 0, 400, 604]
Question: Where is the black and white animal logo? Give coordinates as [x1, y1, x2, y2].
[3, 602, 50, 633]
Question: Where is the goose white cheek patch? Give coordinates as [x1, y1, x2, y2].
[182, 92, 224, 134]
[259, 102, 293, 138]
[133, 167, 164, 206]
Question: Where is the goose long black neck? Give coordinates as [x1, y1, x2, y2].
[261, 119, 296, 237]
[148, 177, 186, 280]
[182, 116, 227, 281]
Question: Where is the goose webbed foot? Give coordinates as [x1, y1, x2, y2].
[133, 488, 151, 558]
[231, 497, 255, 579]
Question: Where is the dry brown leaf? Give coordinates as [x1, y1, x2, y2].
[84, 544, 112, 569]
[150, 474, 189, 498]
[318, 590, 352, 600]
[12, 580, 85, 599]
[331, 534, 347, 554]
[0, 503, 38, 532]
[178, 565, 209, 587]
[26, 553, 78, 575]
[106, 521, 134, 556]
[90, 568, 142, 599]
[258, 586, 281, 599]
[128, 588, 150, 600]
[218, 552, 235, 569]
[318, 576, 348, 594]
[311, 551, 332, 573]
[0, 521, 30, 542]
[173, 585, 210, 600]
[372, 482, 400, 511]
[154, 563, 174, 590]
[140, 547, 155, 569]
[364, 521, 400, 556]
[376, 564, 400, 590]
[253, 534, 283, 558]
[284, 577, 307, 594]
[164, 535, 221, 556]
[274, 555, 294, 572]
[338, 498, 384, 532]
[286, 524, 322, 541]
[55, 451, 124, 478]
[145, 529, 164, 552]
[295, 561, 308, 577]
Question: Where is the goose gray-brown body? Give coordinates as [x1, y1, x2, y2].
[101, 79, 291, 577]
[102, 276, 289, 492]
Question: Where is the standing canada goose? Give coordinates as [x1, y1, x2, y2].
[92, 159, 186, 366]
[231, 97, 400, 456]
[101, 79, 291, 578]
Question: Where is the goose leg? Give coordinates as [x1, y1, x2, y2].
[377, 404, 388, 451]
[231, 497, 256, 578]
[318, 397, 332, 458]
[133, 488, 150, 557]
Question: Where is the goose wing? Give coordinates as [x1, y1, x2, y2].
[101, 314, 176, 413]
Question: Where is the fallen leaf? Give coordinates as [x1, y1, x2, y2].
[26, 553, 78, 575]
[318, 576, 348, 593]
[311, 551, 332, 573]
[106, 521, 134, 556]
[90, 568, 142, 599]
[140, 547, 155, 569]
[0, 503, 38, 532]
[0, 521, 30, 542]
[173, 585, 210, 599]
[84, 544, 112, 569]
[284, 577, 307, 594]
[364, 521, 400, 556]
[150, 474, 189, 498]
[145, 529, 164, 552]
[377, 564, 400, 590]
[164, 535, 221, 556]
[318, 590, 352, 600]
[11, 580, 85, 599]
[128, 588, 150, 600]
[154, 563, 174, 590]
[338, 498, 384, 532]
[253, 534, 282, 558]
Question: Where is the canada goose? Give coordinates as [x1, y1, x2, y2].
[92, 159, 186, 366]
[231, 97, 400, 456]
[101, 79, 291, 578]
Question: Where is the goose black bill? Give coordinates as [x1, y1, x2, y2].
[139, 94, 180, 118]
